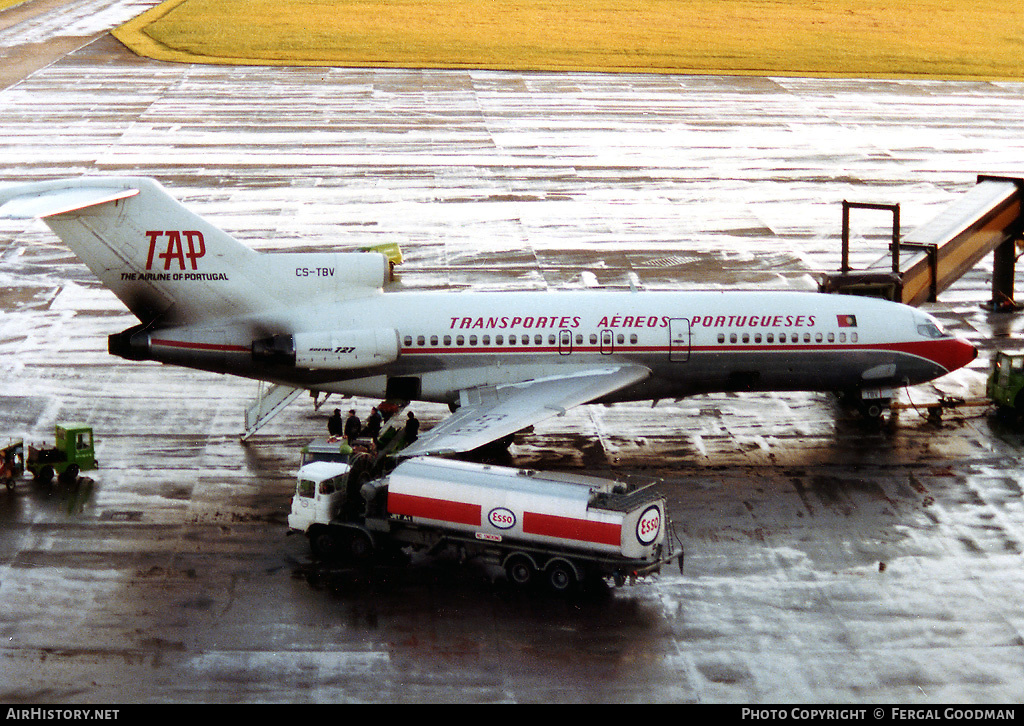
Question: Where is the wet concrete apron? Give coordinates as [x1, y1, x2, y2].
[1, 0, 1023, 703]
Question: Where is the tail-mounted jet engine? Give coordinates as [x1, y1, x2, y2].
[253, 329, 400, 370]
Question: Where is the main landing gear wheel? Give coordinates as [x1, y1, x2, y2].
[860, 400, 888, 419]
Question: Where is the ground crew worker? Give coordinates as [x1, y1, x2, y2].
[364, 406, 382, 444]
[404, 411, 419, 444]
[344, 409, 361, 441]
[327, 409, 343, 437]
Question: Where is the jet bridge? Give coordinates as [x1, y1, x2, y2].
[819, 175, 1024, 308]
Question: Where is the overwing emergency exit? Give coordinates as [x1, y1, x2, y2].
[0, 177, 977, 455]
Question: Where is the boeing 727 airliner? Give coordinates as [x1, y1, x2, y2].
[0, 177, 977, 456]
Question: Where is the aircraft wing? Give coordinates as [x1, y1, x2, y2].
[397, 365, 651, 458]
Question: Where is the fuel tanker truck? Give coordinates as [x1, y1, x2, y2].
[288, 456, 680, 592]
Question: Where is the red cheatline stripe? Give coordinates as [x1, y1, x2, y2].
[523, 511, 621, 546]
[387, 492, 481, 526]
[400, 339, 968, 370]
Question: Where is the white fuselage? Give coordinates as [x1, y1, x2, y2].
[138, 288, 976, 404]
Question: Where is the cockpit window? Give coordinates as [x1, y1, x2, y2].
[917, 321, 945, 339]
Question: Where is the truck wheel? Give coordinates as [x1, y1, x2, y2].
[36, 466, 54, 485]
[59, 464, 79, 485]
[504, 554, 536, 587]
[546, 561, 577, 593]
[310, 528, 342, 561]
[348, 531, 374, 561]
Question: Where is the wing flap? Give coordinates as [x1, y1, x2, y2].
[398, 365, 650, 457]
[0, 186, 140, 219]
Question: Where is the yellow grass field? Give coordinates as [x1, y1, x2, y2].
[113, 0, 1024, 79]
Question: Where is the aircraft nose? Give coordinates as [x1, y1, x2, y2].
[941, 337, 978, 373]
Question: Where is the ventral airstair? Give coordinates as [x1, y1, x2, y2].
[819, 175, 1024, 309]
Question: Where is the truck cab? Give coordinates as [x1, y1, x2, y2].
[288, 461, 353, 535]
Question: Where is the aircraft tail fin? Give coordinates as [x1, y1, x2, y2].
[0, 177, 390, 325]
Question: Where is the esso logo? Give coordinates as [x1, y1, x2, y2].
[488, 507, 516, 530]
[636, 505, 661, 545]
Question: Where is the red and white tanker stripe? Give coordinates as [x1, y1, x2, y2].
[522, 512, 621, 546]
[388, 492, 481, 526]
[387, 493, 621, 546]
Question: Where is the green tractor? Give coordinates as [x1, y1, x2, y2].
[987, 351, 1024, 417]
[25, 423, 97, 484]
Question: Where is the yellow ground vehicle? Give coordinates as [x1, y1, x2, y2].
[1, 439, 24, 491]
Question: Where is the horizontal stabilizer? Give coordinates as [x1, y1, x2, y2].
[0, 186, 139, 219]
